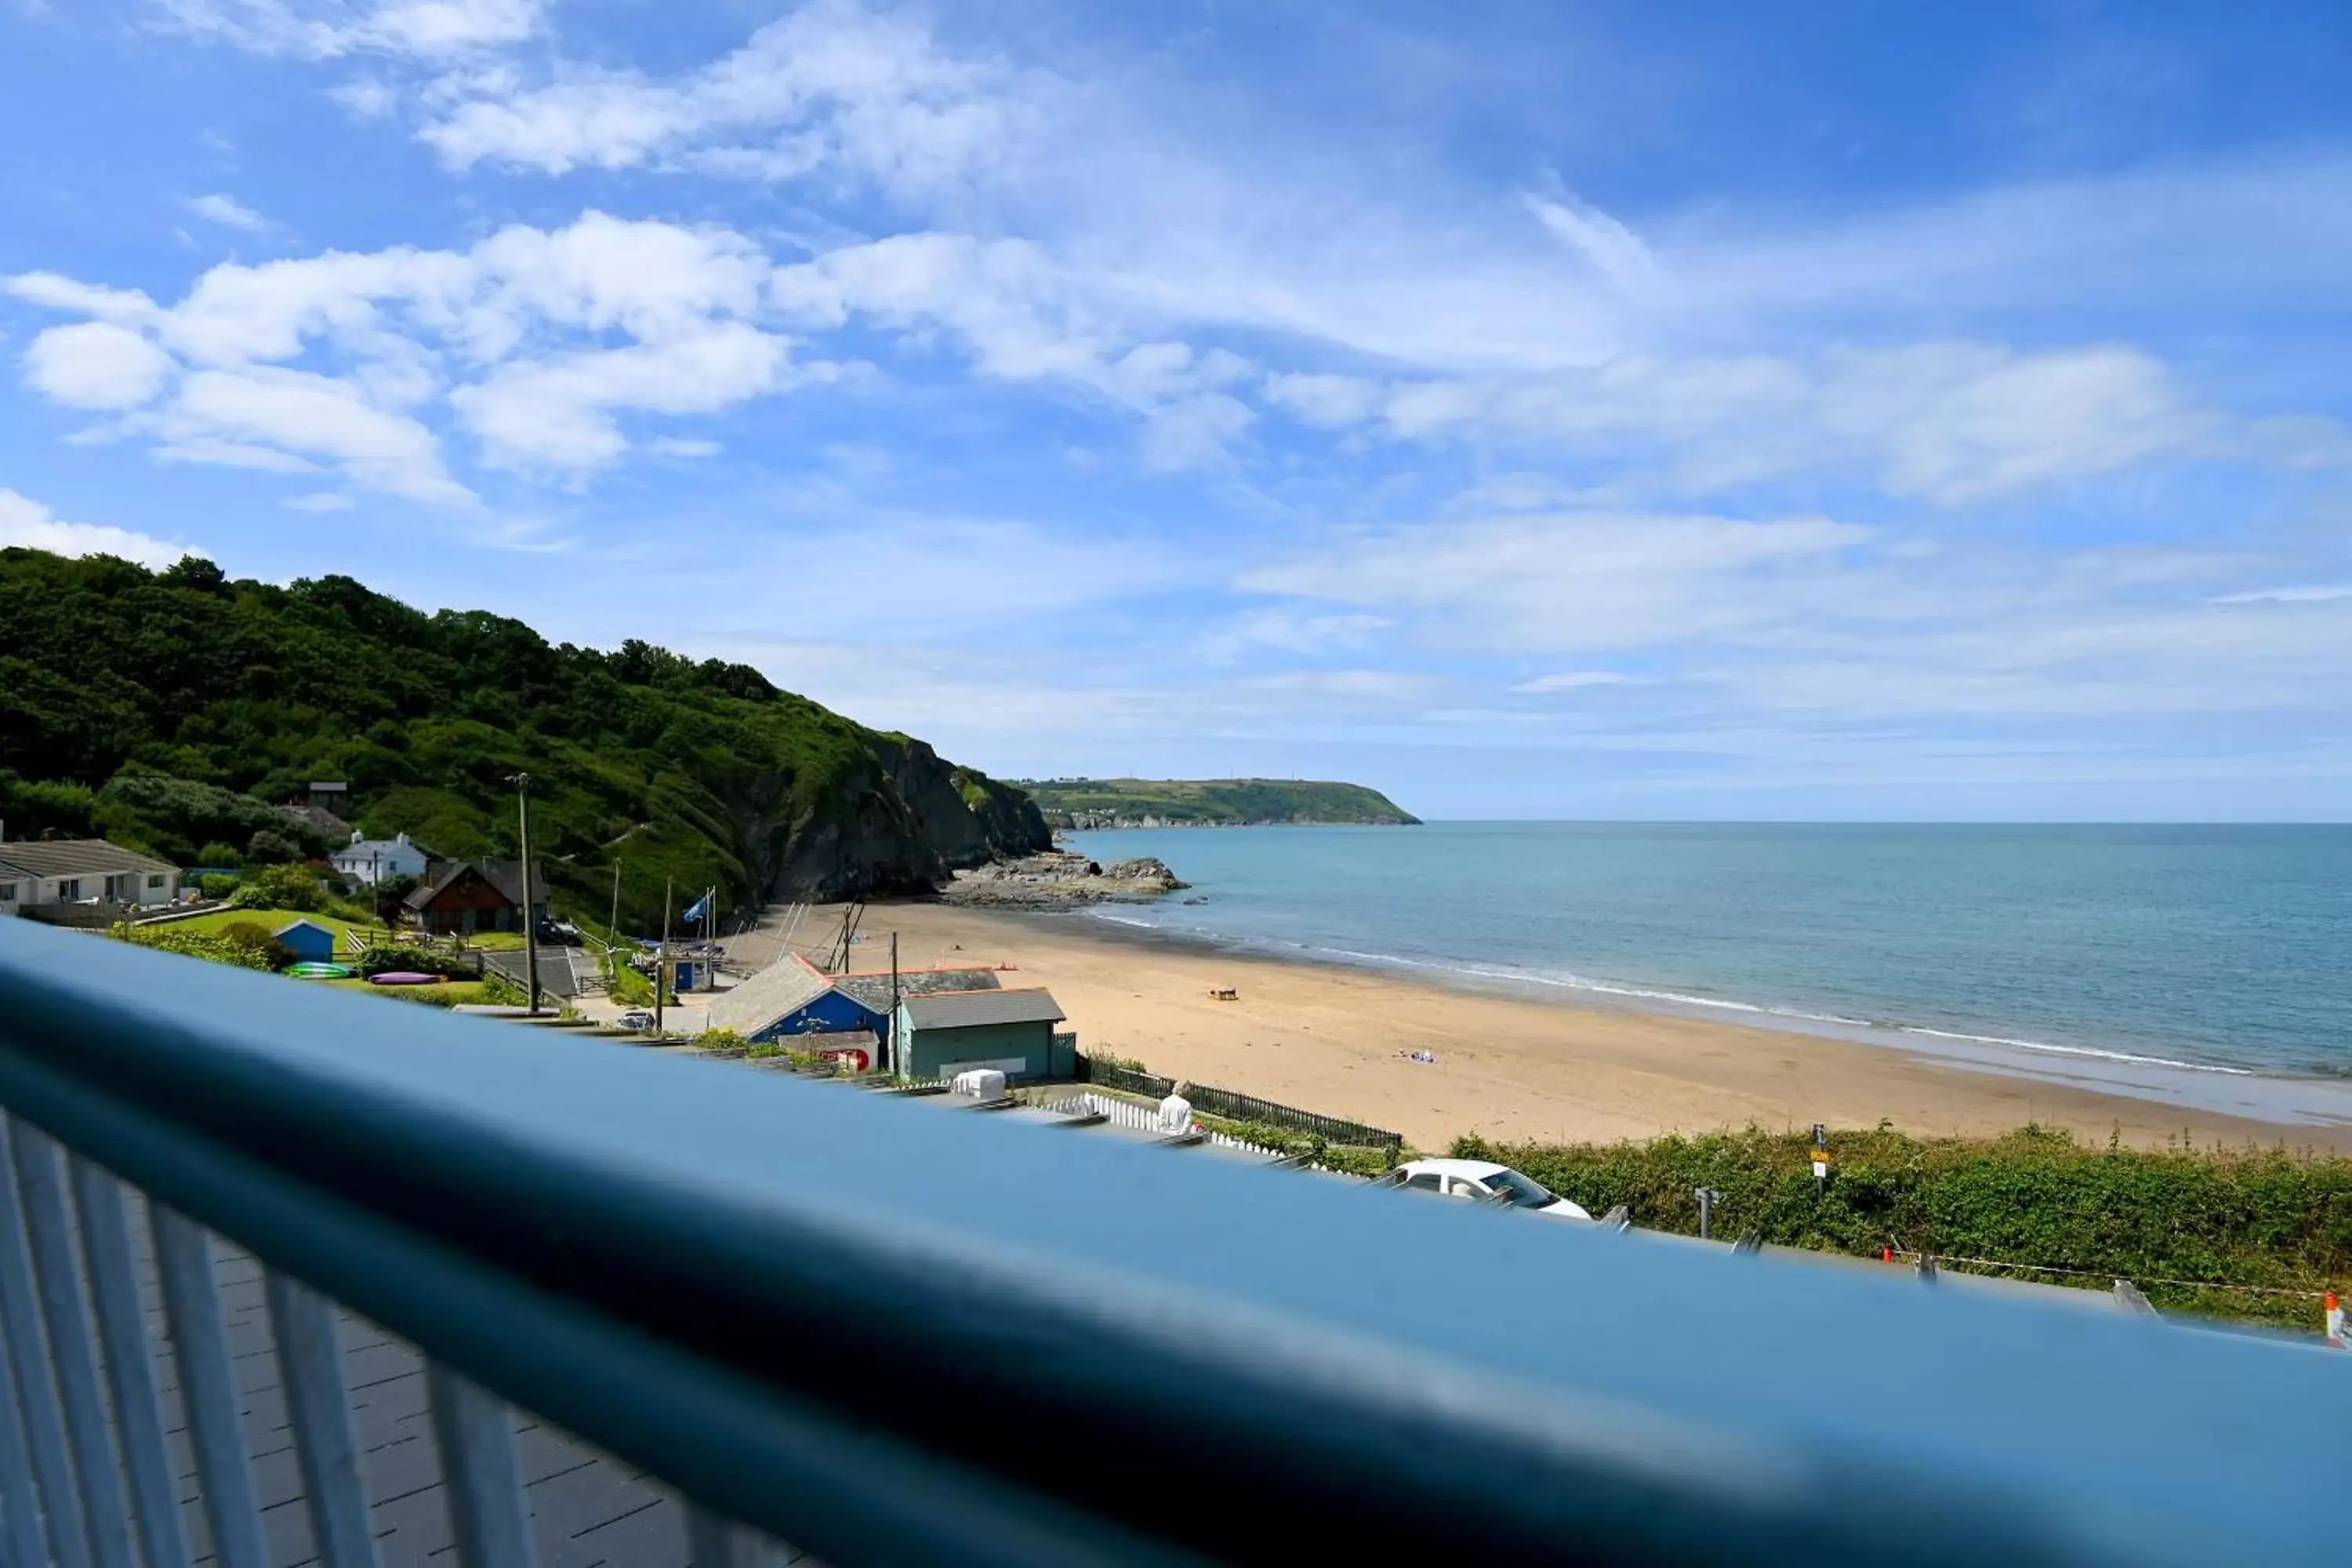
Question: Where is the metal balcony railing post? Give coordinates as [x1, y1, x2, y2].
[12, 1122, 140, 1568]
[0, 1112, 94, 1568]
[266, 1268, 382, 1568]
[151, 1203, 269, 1568]
[68, 1154, 192, 1568]
[427, 1363, 536, 1568]
[0, 1269, 50, 1568]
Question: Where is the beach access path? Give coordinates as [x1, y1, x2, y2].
[742, 902, 2352, 1156]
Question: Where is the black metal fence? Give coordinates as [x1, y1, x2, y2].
[1176, 1082, 1404, 1152]
[1078, 1055, 1178, 1098]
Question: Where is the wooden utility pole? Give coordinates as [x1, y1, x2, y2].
[887, 931, 900, 1076]
[608, 861, 622, 943]
[655, 877, 673, 1035]
[510, 772, 540, 1015]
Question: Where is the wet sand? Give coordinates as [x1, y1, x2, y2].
[739, 900, 2352, 1155]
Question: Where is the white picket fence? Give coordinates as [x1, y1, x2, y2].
[1032, 1091, 1290, 1160]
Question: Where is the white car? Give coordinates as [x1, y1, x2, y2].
[1394, 1158, 1593, 1221]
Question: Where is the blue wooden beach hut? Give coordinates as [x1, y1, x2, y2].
[274, 918, 339, 964]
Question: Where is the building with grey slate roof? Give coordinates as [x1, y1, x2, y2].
[832, 966, 1001, 1014]
[894, 987, 1073, 1082]
[0, 840, 179, 914]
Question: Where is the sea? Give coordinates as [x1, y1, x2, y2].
[1062, 822, 2352, 1127]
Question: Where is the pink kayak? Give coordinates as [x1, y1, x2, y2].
[368, 971, 441, 985]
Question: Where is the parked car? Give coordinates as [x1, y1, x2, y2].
[1393, 1159, 1593, 1221]
[618, 1009, 658, 1033]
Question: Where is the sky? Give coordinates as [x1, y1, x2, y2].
[4, 1, 2351, 820]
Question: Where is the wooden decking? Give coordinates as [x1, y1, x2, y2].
[125, 1214, 809, 1567]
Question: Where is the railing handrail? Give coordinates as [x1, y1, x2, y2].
[0, 919, 2341, 1565]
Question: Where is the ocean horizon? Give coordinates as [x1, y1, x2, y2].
[1062, 822, 2352, 1127]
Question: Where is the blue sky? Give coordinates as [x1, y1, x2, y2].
[5, 0, 2351, 819]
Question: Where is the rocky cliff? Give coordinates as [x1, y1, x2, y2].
[750, 742, 1052, 903]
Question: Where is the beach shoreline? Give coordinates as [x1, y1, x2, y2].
[741, 898, 2352, 1155]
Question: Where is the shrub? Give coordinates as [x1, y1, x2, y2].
[477, 971, 528, 1006]
[245, 828, 301, 865]
[198, 873, 238, 900]
[373, 872, 419, 924]
[227, 862, 325, 912]
[215, 920, 296, 970]
[354, 940, 476, 979]
[195, 841, 243, 869]
[608, 962, 671, 1006]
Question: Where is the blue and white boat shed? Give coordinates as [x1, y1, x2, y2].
[704, 955, 1007, 1047]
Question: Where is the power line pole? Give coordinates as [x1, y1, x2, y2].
[655, 877, 673, 1036]
[609, 860, 622, 943]
[887, 930, 900, 1076]
[509, 771, 540, 1015]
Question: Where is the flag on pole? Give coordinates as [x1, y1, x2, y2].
[681, 891, 710, 925]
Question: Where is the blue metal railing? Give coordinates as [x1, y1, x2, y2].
[0, 916, 2344, 1565]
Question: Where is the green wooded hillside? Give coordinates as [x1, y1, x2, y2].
[0, 550, 1047, 927]
[1016, 777, 1419, 827]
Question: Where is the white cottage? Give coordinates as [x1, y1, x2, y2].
[328, 830, 430, 887]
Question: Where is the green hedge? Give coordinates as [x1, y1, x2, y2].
[1193, 1112, 1399, 1178]
[1454, 1124, 2352, 1331]
[110, 922, 275, 971]
[354, 940, 477, 979]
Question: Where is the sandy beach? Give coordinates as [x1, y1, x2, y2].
[739, 900, 2352, 1155]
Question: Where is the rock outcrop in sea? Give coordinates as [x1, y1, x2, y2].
[939, 851, 1189, 909]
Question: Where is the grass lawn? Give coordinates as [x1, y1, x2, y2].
[319, 977, 499, 1007]
[463, 931, 529, 952]
[158, 908, 383, 945]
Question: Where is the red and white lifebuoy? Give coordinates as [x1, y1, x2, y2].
[822, 1046, 872, 1074]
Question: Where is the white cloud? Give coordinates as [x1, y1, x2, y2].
[156, 0, 543, 60]
[6, 212, 821, 495]
[5, 273, 157, 324]
[2212, 584, 2352, 604]
[285, 491, 354, 511]
[153, 366, 468, 501]
[453, 324, 797, 470]
[0, 488, 191, 568]
[1524, 191, 1658, 292]
[1140, 393, 1251, 472]
[1344, 343, 2217, 506]
[181, 193, 273, 233]
[22, 322, 172, 408]
[651, 437, 721, 459]
[1198, 609, 1392, 662]
[413, 0, 1026, 202]
[1827, 343, 2205, 505]
[1242, 511, 1870, 653]
[1515, 670, 1637, 692]
[330, 77, 400, 119]
[1263, 372, 1383, 429]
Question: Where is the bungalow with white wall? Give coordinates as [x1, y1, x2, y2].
[0, 840, 179, 916]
